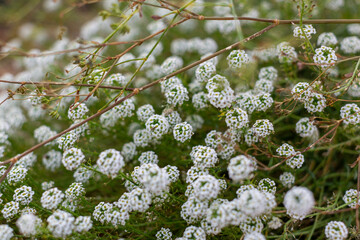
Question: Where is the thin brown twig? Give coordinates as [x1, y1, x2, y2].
[190, 16, 360, 24]
[0, 79, 135, 91]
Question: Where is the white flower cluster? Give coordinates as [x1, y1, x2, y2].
[283, 186, 315, 220]
[293, 24, 316, 39]
[317, 32, 338, 46]
[325, 221, 348, 240]
[277, 42, 298, 63]
[74, 166, 93, 183]
[313, 46, 337, 69]
[206, 74, 234, 108]
[291, 82, 327, 113]
[75, 216, 93, 232]
[340, 36, 360, 54]
[57, 131, 78, 150]
[13, 185, 34, 205]
[295, 117, 317, 137]
[16, 213, 41, 237]
[0, 225, 13, 240]
[173, 122, 193, 142]
[258, 178, 276, 194]
[41, 181, 54, 190]
[250, 119, 274, 138]
[137, 104, 155, 122]
[259, 66, 278, 81]
[145, 114, 170, 139]
[343, 189, 360, 208]
[170, 37, 217, 56]
[239, 188, 276, 218]
[106, 73, 126, 86]
[228, 155, 257, 183]
[100, 99, 135, 128]
[68, 103, 89, 121]
[156, 227, 173, 240]
[279, 172, 295, 188]
[235, 91, 273, 114]
[34, 125, 57, 145]
[47, 210, 74, 238]
[138, 151, 158, 165]
[195, 62, 216, 82]
[254, 79, 274, 93]
[192, 92, 208, 109]
[2, 201, 19, 220]
[42, 150, 62, 172]
[340, 103, 360, 125]
[276, 143, 305, 169]
[348, 78, 360, 97]
[132, 163, 173, 195]
[161, 56, 183, 75]
[62, 147, 85, 171]
[7, 165, 28, 185]
[226, 50, 249, 69]
[191, 174, 220, 201]
[65, 182, 85, 202]
[97, 149, 125, 178]
[133, 129, 152, 147]
[165, 84, 189, 106]
[163, 109, 182, 128]
[41, 187, 64, 210]
[121, 142, 137, 162]
[225, 107, 249, 129]
[190, 145, 218, 169]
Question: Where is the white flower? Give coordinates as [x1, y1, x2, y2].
[258, 66, 278, 81]
[227, 50, 249, 69]
[293, 25, 316, 39]
[313, 46, 337, 69]
[156, 227, 173, 240]
[62, 147, 85, 171]
[283, 186, 315, 220]
[192, 174, 220, 201]
[225, 108, 249, 129]
[161, 56, 183, 75]
[244, 232, 266, 240]
[16, 213, 41, 236]
[173, 122, 193, 142]
[41, 187, 64, 210]
[228, 155, 257, 183]
[280, 172, 295, 188]
[74, 216, 93, 232]
[47, 210, 75, 238]
[97, 149, 125, 178]
[317, 32, 338, 46]
[277, 42, 297, 63]
[296, 117, 317, 137]
[325, 221, 348, 240]
[145, 114, 170, 139]
[68, 103, 89, 121]
[343, 189, 360, 208]
[340, 36, 360, 54]
[195, 62, 216, 82]
[190, 145, 218, 169]
[340, 103, 360, 125]
[13, 185, 34, 205]
[137, 104, 155, 122]
[2, 201, 19, 220]
[0, 225, 13, 240]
